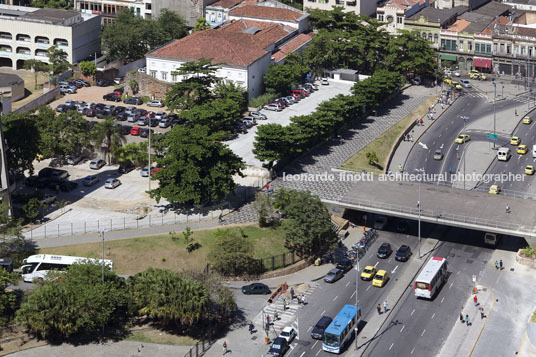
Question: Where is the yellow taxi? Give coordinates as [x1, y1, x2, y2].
[372, 270, 388, 288]
[450, 81, 462, 90]
[518, 144, 528, 154]
[443, 77, 453, 85]
[469, 70, 486, 80]
[525, 165, 535, 175]
[510, 136, 521, 146]
[523, 116, 532, 124]
[360, 265, 376, 281]
[455, 134, 470, 144]
[489, 185, 500, 194]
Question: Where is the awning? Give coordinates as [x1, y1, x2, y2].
[440, 53, 457, 61]
[474, 57, 492, 69]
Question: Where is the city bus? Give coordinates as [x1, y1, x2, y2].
[322, 304, 361, 354]
[414, 256, 448, 299]
[21, 254, 113, 283]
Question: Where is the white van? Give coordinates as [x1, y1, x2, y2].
[533, 144, 536, 158]
[497, 148, 511, 161]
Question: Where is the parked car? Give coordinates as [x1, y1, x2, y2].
[95, 103, 105, 110]
[123, 97, 143, 105]
[145, 111, 156, 119]
[121, 125, 133, 135]
[113, 105, 125, 114]
[127, 114, 140, 123]
[324, 268, 344, 283]
[135, 108, 147, 116]
[279, 326, 296, 343]
[241, 282, 270, 295]
[149, 118, 159, 127]
[89, 158, 106, 170]
[115, 87, 124, 94]
[311, 316, 332, 340]
[113, 77, 122, 85]
[56, 104, 65, 112]
[96, 79, 111, 87]
[336, 258, 353, 273]
[377, 242, 393, 259]
[158, 118, 171, 128]
[40, 193, 56, 205]
[395, 245, 412, 262]
[103, 93, 121, 102]
[59, 180, 78, 192]
[137, 67, 146, 73]
[250, 111, 267, 120]
[147, 100, 164, 107]
[60, 86, 76, 94]
[118, 161, 135, 174]
[130, 126, 141, 136]
[105, 178, 121, 189]
[66, 153, 84, 165]
[155, 111, 167, 120]
[116, 112, 127, 121]
[264, 103, 282, 112]
[232, 122, 248, 134]
[104, 104, 115, 111]
[140, 128, 154, 138]
[137, 117, 148, 126]
[140, 166, 155, 177]
[82, 175, 99, 186]
[321, 78, 329, 85]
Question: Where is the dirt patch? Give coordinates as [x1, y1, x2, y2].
[126, 327, 197, 346]
[0, 68, 49, 111]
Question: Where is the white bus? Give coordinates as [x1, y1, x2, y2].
[414, 256, 448, 299]
[21, 254, 113, 283]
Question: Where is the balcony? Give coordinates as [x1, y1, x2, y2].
[0, 32, 11, 42]
[346, 0, 356, 5]
[54, 39, 68, 50]
[16, 34, 31, 43]
[35, 36, 50, 48]
[35, 50, 48, 58]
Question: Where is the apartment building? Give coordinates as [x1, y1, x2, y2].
[0, 5, 100, 70]
[304, 0, 378, 16]
[376, 0, 429, 34]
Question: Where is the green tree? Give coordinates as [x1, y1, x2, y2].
[384, 30, 436, 78]
[23, 198, 42, 222]
[93, 118, 127, 164]
[128, 268, 209, 327]
[0, 268, 19, 326]
[23, 59, 48, 90]
[253, 123, 290, 166]
[31, 0, 72, 9]
[149, 125, 244, 204]
[47, 45, 71, 75]
[156, 9, 188, 42]
[210, 229, 260, 276]
[253, 191, 276, 227]
[16, 263, 129, 340]
[112, 142, 147, 167]
[192, 17, 210, 32]
[2, 112, 40, 176]
[180, 98, 241, 134]
[165, 59, 221, 112]
[273, 189, 336, 258]
[366, 151, 379, 166]
[79, 61, 96, 77]
[128, 79, 139, 94]
[214, 81, 247, 112]
[263, 64, 298, 96]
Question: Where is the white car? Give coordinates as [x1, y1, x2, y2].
[89, 159, 106, 170]
[279, 326, 296, 343]
[250, 111, 267, 120]
[321, 78, 329, 85]
[460, 79, 471, 88]
[147, 100, 164, 107]
[264, 104, 282, 112]
[140, 166, 155, 177]
[104, 178, 121, 189]
[453, 71, 461, 77]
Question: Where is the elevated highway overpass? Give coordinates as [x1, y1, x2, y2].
[324, 179, 536, 242]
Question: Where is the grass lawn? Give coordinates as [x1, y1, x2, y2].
[340, 95, 438, 173]
[126, 329, 198, 346]
[39, 224, 288, 275]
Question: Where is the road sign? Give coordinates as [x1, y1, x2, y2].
[486, 133, 498, 141]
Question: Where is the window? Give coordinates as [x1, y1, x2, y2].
[468, 42, 472, 51]
[434, 33, 438, 43]
[145, 3, 151, 9]
[422, 32, 426, 39]
[150, 70, 156, 78]
[493, 43, 497, 54]
[397, 16, 403, 24]
[161, 71, 167, 80]
[378, 14, 384, 21]
[521, 46, 526, 56]
[441, 39, 445, 49]
[475, 43, 480, 53]
[486, 44, 491, 54]
[172, 74, 178, 82]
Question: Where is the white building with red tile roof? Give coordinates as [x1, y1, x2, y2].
[229, 0, 309, 32]
[305, 0, 377, 16]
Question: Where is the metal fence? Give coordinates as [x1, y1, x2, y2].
[259, 252, 299, 272]
[182, 340, 213, 357]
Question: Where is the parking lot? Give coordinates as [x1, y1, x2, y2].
[226, 80, 354, 167]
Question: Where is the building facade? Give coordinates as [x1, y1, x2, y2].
[0, 5, 100, 70]
[76, 0, 152, 25]
[205, 0, 243, 27]
[376, 0, 429, 34]
[304, 0, 378, 16]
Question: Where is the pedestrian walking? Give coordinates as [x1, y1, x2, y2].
[515, 109, 518, 116]
[430, 113, 434, 120]
[290, 287, 295, 300]
[495, 260, 499, 270]
[466, 315, 470, 326]
[377, 304, 381, 315]
[499, 260, 503, 270]
[249, 322, 255, 334]
[419, 119, 424, 126]
[398, 164, 403, 173]
[473, 295, 478, 306]
[383, 301, 388, 313]
[416, 119, 420, 126]
[223, 341, 228, 355]
[460, 312, 464, 323]
[480, 307, 485, 319]
[363, 225, 366, 233]
[283, 298, 287, 310]
[506, 204, 511, 213]
[218, 213, 223, 223]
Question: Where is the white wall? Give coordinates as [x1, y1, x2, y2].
[247, 52, 271, 98]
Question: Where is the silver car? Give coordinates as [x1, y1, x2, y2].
[434, 149, 444, 160]
[460, 79, 472, 88]
[104, 178, 121, 189]
[250, 111, 267, 120]
[140, 166, 155, 177]
[264, 104, 282, 112]
[89, 159, 106, 170]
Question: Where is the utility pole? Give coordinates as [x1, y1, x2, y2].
[415, 168, 424, 258]
[100, 228, 107, 284]
[493, 80, 496, 149]
[460, 116, 469, 190]
[148, 126, 151, 191]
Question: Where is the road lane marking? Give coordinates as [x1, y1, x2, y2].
[333, 296, 338, 302]
[366, 285, 371, 291]
[300, 352, 305, 357]
[374, 261, 379, 267]
[400, 325, 405, 333]
[432, 313, 436, 319]
[441, 297, 445, 304]
[411, 347, 415, 354]
[449, 282, 454, 289]
[346, 281, 351, 287]
[350, 291, 356, 299]
[421, 329, 426, 336]
[312, 341, 318, 349]
[411, 309, 415, 316]
[307, 326, 312, 332]
[389, 343, 394, 351]
[392, 265, 399, 274]
[321, 310, 325, 316]
[316, 348, 321, 356]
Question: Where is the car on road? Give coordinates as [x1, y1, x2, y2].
[374, 216, 387, 230]
[361, 265, 376, 281]
[321, 77, 329, 85]
[511, 136, 521, 146]
[336, 258, 353, 273]
[268, 337, 289, 356]
[311, 316, 332, 340]
[105, 178, 121, 189]
[377, 242, 393, 259]
[372, 270, 389, 287]
[518, 144, 528, 155]
[324, 268, 344, 283]
[66, 153, 84, 165]
[460, 79, 471, 88]
[89, 158, 106, 170]
[523, 116, 532, 124]
[526, 165, 535, 175]
[264, 103, 282, 112]
[103, 93, 121, 102]
[82, 175, 99, 186]
[433, 149, 443, 160]
[489, 185, 500, 194]
[450, 81, 462, 90]
[455, 134, 470, 144]
[123, 97, 143, 105]
[147, 100, 164, 107]
[453, 71, 460, 77]
[241, 282, 270, 295]
[395, 245, 412, 262]
[140, 166, 155, 177]
[443, 77, 453, 85]
[279, 326, 296, 343]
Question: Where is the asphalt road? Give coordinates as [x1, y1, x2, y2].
[284, 219, 426, 357]
[361, 227, 495, 357]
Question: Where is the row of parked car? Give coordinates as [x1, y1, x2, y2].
[231, 111, 267, 134]
[59, 79, 90, 94]
[263, 83, 318, 112]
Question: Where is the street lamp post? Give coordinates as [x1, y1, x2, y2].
[148, 127, 151, 191]
[492, 80, 496, 149]
[415, 168, 424, 258]
[459, 116, 469, 190]
[100, 228, 108, 284]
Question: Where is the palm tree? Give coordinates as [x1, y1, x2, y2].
[93, 118, 126, 164]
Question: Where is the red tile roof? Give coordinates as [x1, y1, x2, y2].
[218, 19, 294, 49]
[209, 0, 244, 9]
[272, 33, 312, 62]
[230, 3, 304, 22]
[448, 19, 470, 32]
[147, 29, 268, 69]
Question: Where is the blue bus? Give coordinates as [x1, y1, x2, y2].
[322, 304, 361, 354]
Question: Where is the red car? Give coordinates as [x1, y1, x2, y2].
[292, 89, 307, 98]
[151, 167, 161, 176]
[130, 126, 140, 136]
[145, 111, 156, 118]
